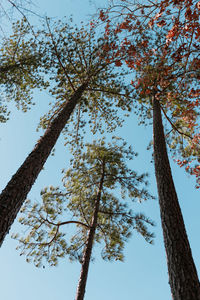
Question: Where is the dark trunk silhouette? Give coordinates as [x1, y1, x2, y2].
[75, 161, 105, 300]
[0, 83, 87, 247]
[153, 96, 200, 300]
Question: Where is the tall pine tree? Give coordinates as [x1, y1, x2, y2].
[0, 19, 133, 246]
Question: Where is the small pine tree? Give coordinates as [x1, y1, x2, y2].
[13, 138, 154, 300]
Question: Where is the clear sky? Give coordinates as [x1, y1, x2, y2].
[0, 1, 200, 300]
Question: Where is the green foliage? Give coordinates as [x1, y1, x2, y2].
[12, 17, 133, 142]
[0, 104, 9, 123]
[2, 17, 135, 144]
[13, 138, 155, 267]
[0, 18, 48, 121]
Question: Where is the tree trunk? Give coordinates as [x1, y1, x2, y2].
[0, 83, 87, 247]
[153, 96, 200, 300]
[75, 161, 105, 300]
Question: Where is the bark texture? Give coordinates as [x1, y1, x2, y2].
[0, 83, 87, 247]
[153, 96, 200, 300]
[75, 162, 105, 300]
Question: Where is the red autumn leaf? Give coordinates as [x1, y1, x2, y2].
[157, 19, 167, 27]
[115, 60, 122, 67]
[99, 10, 108, 21]
[141, 40, 148, 47]
[135, 59, 142, 67]
[102, 44, 110, 52]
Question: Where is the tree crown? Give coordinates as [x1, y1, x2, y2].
[13, 138, 155, 267]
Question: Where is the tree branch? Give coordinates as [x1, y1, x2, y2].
[160, 103, 194, 140]
[46, 17, 76, 92]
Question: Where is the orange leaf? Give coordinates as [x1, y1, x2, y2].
[115, 60, 122, 67]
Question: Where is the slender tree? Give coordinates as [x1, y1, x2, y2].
[153, 95, 200, 299]
[0, 19, 133, 246]
[131, 45, 200, 299]
[135, 51, 200, 297]
[97, 4, 200, 298]
[13, 139, 154, 300]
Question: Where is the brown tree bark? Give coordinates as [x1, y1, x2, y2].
[153, 96, 200, 300]
[75, 161, 105, 300]
[0, 83, 87, 247]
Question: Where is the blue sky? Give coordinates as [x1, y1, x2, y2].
[0, 1, 200, 300]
